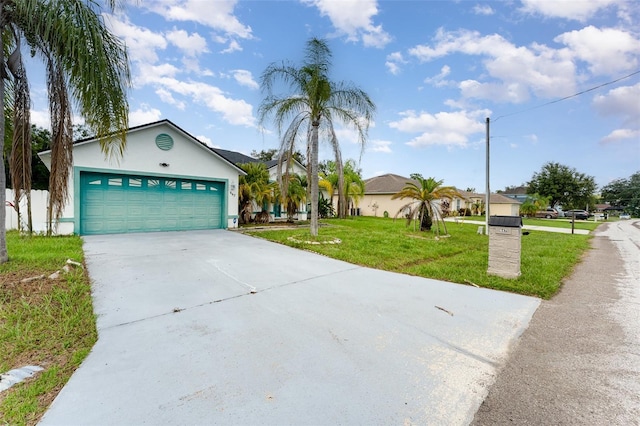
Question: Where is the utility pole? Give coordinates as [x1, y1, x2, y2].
[485, 117, 490, 234]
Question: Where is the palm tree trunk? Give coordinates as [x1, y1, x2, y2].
[0, 38, 8, 263]
[310, 123, 319, 236]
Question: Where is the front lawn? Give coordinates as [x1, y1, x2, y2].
[0, 232, 97, 426]
[245, 216, 594, 299]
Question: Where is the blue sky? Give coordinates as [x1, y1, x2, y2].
[29, 0, 640, 192]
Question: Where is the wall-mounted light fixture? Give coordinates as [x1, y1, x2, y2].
[159, 162, 169, 167]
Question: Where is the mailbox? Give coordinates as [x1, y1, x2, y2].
[487, 215, 522, 279]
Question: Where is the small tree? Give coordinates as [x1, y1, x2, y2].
[392, 176, 461, 235]
[238, 162, 272, 224]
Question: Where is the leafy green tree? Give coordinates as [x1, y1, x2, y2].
[527, 162, 596, 209]
[392, 176, 461, 234]
[601, 171, 640, 216]
[259, 37, 375, 236]
[0, 0, 130, 259]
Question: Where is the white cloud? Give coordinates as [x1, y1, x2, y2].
[166, 29, 208, 57]
[600, 128, 640, 144]
[196, 135, 218, 148]
[155, 88, 186, 109]
[30, 109, 50, 129]
[554, 26, 640, 76]
[424, 65, 453, 87]
[143, 0, 252, 39]
[592, 83, 640, 125]
[151, 78, 255, 126]
[135, 63, 180, 88]
[221, 39, 243, 54]
[408, 28, 577, 102]
[129, 106, 163, 126]
[302, 0, 391, 48]
[231, 70, 259, 89]
[520, 0, 619, 22]
[473, 4, 494, 15]
[593, 83, 640, 145]
[389, 109, 490, 148]
[106, 14, 167, 64]
[369, 140, 392, 153]
[385, 51, 405, 75]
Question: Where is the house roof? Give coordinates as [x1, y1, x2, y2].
[364, 173, 417, 194]
[212, 148, 259, 166]
[455, 191, 521, 204]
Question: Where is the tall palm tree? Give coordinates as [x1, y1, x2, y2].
[259, 37, 375, 236]
[392, 175, 461, 234]
[0, 0, 130, 261]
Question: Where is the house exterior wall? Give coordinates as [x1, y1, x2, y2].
[491, 203, 520, 216]
[360, 194, 409, 217]
[38, 123, 241, 234]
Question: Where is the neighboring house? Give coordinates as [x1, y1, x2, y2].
[360, 173, 521, 219]
[37, 120, 245, 235]
[360, 173, 418, 217]
[213, 148, 307, 221]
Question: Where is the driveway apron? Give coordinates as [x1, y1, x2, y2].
[39, 230, 539, 425]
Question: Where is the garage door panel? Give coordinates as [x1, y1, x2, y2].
[80, 172, 224, 235]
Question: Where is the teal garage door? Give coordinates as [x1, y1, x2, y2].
[80, 172, 224, 235]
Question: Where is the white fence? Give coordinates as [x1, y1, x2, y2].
[5, 189, 50, 233]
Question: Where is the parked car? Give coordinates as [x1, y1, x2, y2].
[535, 208, 559, 219]
[564, 209, 591, 220]
[620, 213, 631, 220]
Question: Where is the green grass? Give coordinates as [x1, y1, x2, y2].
[246, 216, 594, 299]
[0, 231, 97, 426]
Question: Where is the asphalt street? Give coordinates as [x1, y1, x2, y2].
[472, 219, 640, 425]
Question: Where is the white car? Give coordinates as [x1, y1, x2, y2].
[619, 214, 631, 220]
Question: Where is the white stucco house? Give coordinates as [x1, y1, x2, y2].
[38, 120, 245, 235]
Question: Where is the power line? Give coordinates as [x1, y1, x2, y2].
[493, 69, 640, 122]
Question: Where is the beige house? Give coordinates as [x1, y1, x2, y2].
[360, 174, 418, 217]
[360, 173, 521, 218]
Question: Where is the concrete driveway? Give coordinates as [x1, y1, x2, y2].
[40, 230, 539, 425]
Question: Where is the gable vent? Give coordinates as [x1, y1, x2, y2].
[155, 133, 174, 151]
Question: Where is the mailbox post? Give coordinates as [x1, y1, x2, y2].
[487, 215, 522, 279]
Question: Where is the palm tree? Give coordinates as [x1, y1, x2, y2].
[259, 37, 375, 236]
[319, 159, 365, 216]
[238, 162, 273, 224]
[282, 173, 307, 223]
[0, 0, 130, 261]
[392, 175, 461, 234]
